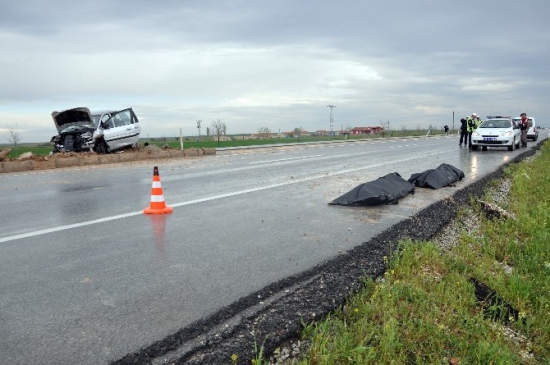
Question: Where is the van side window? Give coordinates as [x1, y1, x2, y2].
[113, 111, 132, 127]
[101, 114, 115, 129]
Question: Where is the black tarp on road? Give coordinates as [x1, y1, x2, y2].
[408, 163, 465, 189]
[329, 172, 415, 206]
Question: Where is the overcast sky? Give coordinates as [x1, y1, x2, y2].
[1, 0, 549, 142]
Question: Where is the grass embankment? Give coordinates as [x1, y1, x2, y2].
[286, 142, 549, 364]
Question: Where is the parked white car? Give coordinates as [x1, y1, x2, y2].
[471, 117, 520, 151]
[512, 116, 538, 141]
[50, 107, 141, 154]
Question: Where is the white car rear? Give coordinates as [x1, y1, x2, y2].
[512, 116, 538, 141]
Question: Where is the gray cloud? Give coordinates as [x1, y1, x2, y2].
[1, 0, 549, 142]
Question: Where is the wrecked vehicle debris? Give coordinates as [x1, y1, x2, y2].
[50, 107, 141, 154]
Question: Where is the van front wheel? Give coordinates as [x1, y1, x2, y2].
[94, 139, 109, 154]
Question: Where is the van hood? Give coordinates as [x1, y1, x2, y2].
[51, 107, 95, 133]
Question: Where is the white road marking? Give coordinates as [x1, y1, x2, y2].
[248, 155, 323, 164]
[0, 149, 448, 243]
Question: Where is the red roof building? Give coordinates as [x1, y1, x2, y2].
[350, 126, 384, 135]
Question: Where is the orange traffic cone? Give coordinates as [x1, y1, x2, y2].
[143, 166, 173, 214]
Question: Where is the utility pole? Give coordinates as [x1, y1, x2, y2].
[327, 105, 336, 136]
[196, 120, 202, 142]
[452, 111, 455, 132]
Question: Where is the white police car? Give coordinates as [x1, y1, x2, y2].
[471, 116, 521, 151]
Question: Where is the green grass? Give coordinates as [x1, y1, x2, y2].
[1, 144, 53, 159]
[278, 142, 550, 365]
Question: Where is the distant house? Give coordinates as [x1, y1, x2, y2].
[249, 133, 276, 139]
[314, 130, 329, 136]
[350, 126, 384, 135]
[280, 130, 311, 137]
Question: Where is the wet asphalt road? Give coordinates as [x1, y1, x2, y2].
[0, 133, 546, 364]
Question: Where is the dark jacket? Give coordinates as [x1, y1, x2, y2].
[460, 118, 467, 132]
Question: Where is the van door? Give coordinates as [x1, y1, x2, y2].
[103, 109, 141, 150]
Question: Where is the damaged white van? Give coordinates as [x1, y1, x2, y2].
[50, 107, 141, 154]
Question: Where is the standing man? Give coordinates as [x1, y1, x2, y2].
[459, 117, 468, 146]
[466, 113, 480, 148]
[520, 112, 529, 147]
[444, 124, 449, 136]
